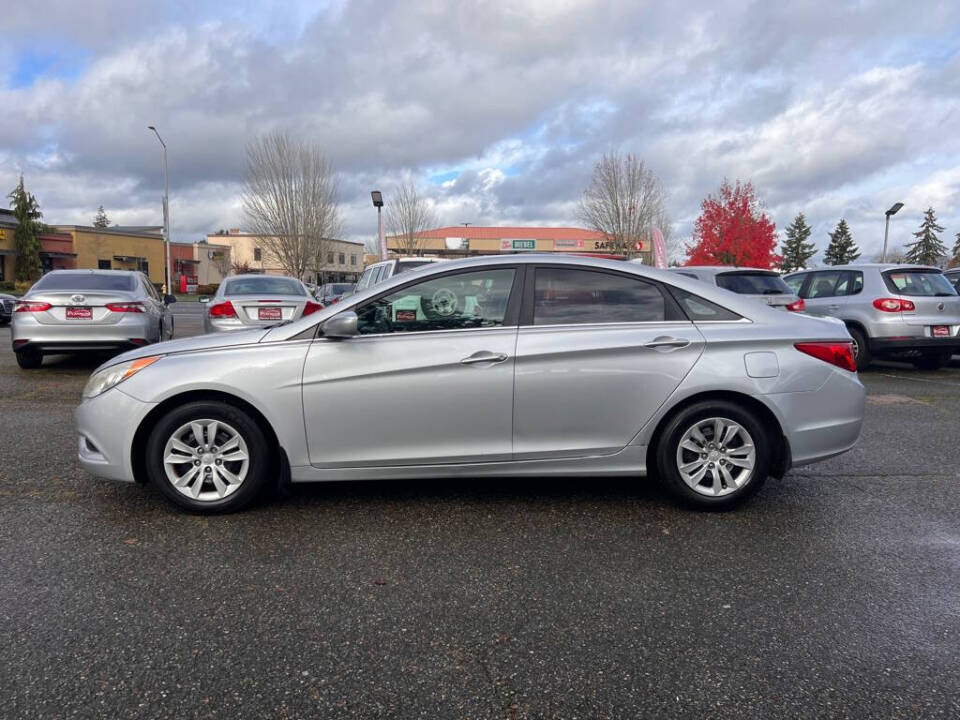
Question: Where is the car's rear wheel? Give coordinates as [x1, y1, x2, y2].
[847, 326, 871, 371]
[913, 350, 952, 370]
[146, 401, 271, 513]
[15, 347, 43, 369]
[655, 400, 770, 509]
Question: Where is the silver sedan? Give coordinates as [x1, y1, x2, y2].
[75, 255, 865, 513]
[12, 269, 174, 369]
[201, 274, 322, 334]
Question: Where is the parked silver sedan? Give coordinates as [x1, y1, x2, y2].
[75, 255, 865, 513]
[201, 274, 322, 334]
[12, 269, 174, 369]
[665, 266, 805, 311]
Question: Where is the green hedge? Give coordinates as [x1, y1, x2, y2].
[0, 281, 14, 292]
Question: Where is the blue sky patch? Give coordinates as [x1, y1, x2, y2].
[11, 48, 88, 89]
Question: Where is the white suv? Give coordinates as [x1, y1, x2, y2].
[353, 257, 444, 294]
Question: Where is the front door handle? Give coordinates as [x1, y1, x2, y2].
[461, 351, 509, 365]
[643, 336, 691, 350]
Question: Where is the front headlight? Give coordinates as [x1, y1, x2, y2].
[82, 356, 161, 399]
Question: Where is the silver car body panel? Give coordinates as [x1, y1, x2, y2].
[75, 255, 864, 485]
[12, 270, 172, 352]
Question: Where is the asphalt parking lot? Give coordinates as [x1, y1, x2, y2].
[1, 308, 958, 719]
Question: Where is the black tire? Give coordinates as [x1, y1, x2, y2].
[913, 350, 952, 371]
[0, 318, 9, 327]
[15, 347, 43, 369]
[847, 326, 871, 371]
[655, 400, 771, 510]
[145, 401, 272, 513]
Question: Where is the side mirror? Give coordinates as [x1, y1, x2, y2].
[322, 311, 358, 339]
[199, 296, 211, 304]
[164, 294, 177, 305]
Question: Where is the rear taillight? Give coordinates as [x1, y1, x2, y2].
[795, 342, 857, 372]
[106, 302, 145, 313]
[14, 301, 51, 313]
[873, 298, 915, 312]
[303, 301, 323, 316]
[208, 301, 237, 318]
[785, 298, 805, 312]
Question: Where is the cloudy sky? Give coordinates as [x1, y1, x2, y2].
[2, 0, 960, 260]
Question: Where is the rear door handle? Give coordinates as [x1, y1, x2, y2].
[461, 351, 509, 365]
[643, 336, 691, 350]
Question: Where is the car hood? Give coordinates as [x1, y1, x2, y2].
[97, 328, 271, 370]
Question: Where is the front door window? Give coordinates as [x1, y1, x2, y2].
[355, 269, 515, 334]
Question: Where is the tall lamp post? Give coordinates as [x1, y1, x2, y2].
[371, 191, 386, 260]
[147, 126, 172, 295]
[881, 202, 904, 263]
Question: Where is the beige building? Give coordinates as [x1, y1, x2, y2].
[206, 229, 364, 283]
[385, 226, 652, 263]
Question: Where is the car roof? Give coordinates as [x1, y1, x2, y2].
[41, 269, 143, 276]
[676, 266, 778, 274]
[788, 263, 942, 273]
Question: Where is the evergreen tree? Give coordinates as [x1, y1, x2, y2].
[780, 212, 816, 273]
[951, 231, 960, 269]
[7, 176, 44, 281]
[92, 205, 111, 228]
[822, 219, 860, 265]
[905, 207, 946, 266]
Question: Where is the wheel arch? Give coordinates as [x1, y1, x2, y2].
[645, 390, 791, 480]
[131, 389, 286, 485]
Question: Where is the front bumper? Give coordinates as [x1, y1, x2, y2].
[13, 313, 154, 352]
[75, 387, 156, 482]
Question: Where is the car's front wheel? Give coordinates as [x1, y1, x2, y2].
[145, 401, 271, 513]
[655, 400, 770, 509]
[15, 347, 43, 369]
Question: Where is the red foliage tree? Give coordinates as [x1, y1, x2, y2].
[685, 180, 780, 268]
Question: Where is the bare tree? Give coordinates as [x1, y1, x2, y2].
[241, 131, 341, 280]
[386, 178, 436, 256]
[578, 152, 667, 256]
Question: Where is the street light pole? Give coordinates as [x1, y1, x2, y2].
[371, 191, 386, 260]
[147, 126, 172, 295]
[881, 202, 904, 263]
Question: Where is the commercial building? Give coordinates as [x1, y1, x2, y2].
[0, 210, 167, 285]
[206, 229, 364, 283]
[385, 226, 652, 263]
[169, 241, 232, 290]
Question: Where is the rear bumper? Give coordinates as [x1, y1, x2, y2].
[870, 337, 960, 353]
[12, 313, 154, 351]
[765, 368, 865, 467]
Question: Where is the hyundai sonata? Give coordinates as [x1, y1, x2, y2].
[75, 255, 865, 513]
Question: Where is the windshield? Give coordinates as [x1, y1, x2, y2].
[882, 270, 957, 297]
[224, 277, 306, 296]
[716, 272, 791, 295]
[32, 273, 137, 292]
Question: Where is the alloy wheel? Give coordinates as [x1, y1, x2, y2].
[675, 417, 756, 497]
[162, 418, 250, 501]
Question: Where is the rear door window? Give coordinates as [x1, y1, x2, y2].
[669, 288, 742, 321]
[806, 271, 844, 299]
[533, 268, 667, 325]
[715, 272, 791, 295]
[31, 273, 137, 292]
[882, 270, 957, 296]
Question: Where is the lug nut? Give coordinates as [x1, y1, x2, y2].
[215, 459, 222, 465]
[211, 446, 218, 453]
[193, 460, 200, 466]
